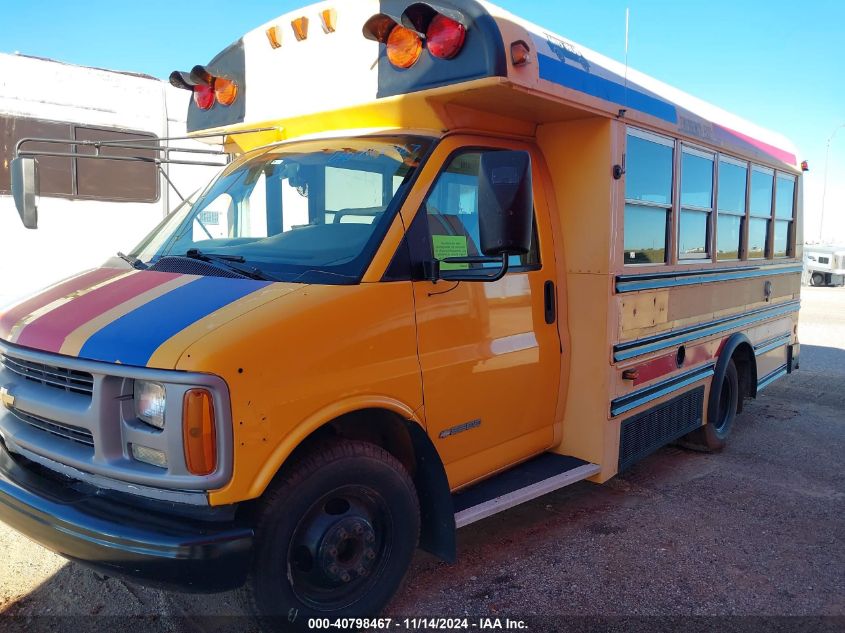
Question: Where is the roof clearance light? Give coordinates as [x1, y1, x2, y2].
[426, 14, 466, 59]
[320, 8, 337, 34]
[292, 16, 309, 41]
[387, 25, 423, 69]
[266, 25, 282, 49]
[511, 40, 531, 66]
[193, 84, 214, 110]
[214, 77, 238, 107]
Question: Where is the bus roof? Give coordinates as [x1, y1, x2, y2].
[177, 0, 799, 170]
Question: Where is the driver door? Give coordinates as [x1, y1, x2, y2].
[404, 136, 562, 489]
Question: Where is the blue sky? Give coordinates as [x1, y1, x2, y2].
[3, 0, 844, 242]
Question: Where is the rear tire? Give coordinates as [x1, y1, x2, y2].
[241, 440, 420, 632]
[681, 359, 739, 452]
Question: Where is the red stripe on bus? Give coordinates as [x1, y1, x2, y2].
[0, 268, 125, 341]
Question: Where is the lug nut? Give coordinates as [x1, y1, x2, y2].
[365, 549, 376, 560]
[338, 529, 348, 539]
[353, 524, 363, 535]
[329, 564, 339, 575]
[357, 566, 369, 577]
[329, 547, 338, 557]
[341, 572, 351, 583]
[365, 533, 375, 543]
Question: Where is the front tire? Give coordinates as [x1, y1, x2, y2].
[811, 272, 825, 287]
[242, 440, 420, 631]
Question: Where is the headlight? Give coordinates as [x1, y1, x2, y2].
[134, 380, 166, 429]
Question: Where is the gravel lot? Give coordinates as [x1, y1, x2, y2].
[1, 287, 843, 631]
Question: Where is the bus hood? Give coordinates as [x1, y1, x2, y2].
[0, 267, 304, 370]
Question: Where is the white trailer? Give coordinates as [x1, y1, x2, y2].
[0, 53, 223, 308]
[803, 244, 845, 287]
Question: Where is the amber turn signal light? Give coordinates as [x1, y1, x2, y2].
[183, 389, 217, 476]
[387, 25, 423, 69]
[214, 77, 238, 107]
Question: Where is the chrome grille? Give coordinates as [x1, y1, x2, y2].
[1, 353, 94, 397]
[9, 406, 94, 448]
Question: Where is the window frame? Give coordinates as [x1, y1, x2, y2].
[677, 143, 716, 263]
[715, 154, 749, 262]
[414, 146, 543, 275]
[0, 114, 160, 203]
[773, 172, 797, 259]
[623, 127, 675, 266]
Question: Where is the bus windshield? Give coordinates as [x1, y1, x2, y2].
[130, 135, 433, 284]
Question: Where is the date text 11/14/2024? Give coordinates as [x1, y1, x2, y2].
[306, 618, 529, 630]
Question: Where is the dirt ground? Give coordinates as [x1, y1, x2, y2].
[1, 287, 843, 631]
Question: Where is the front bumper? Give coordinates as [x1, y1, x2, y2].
[0, 439, 253, 593]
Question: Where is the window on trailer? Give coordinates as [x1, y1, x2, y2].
[0, 115, 158, 203]
[624, 129, 674, 265]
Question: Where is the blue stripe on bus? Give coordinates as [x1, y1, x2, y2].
[757, 364, 788, 392]
[79, 276, 271, 367]
[610, 363, 715, 417]
[615, 265, 803, 293]
[753, 333, 792, 357]
[538, 54, 678, 124]
[613, 300, 801, 362]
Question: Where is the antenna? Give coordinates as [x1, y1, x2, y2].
[618, 7, 630, 119]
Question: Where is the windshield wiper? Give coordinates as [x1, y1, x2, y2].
[117, 252, 148, 270]
[184, 249, 280, 282]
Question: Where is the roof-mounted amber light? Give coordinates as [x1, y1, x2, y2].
[292, 16, 309, 41]
[214, 77, 238, 107]
[320, 8, 338, 34]
[387, 26, 423, 69]
[266, 25, 282, 49]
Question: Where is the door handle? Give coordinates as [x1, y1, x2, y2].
[544, 280, 556, 324]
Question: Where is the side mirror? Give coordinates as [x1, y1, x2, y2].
[11, 157, 39, 229]
[478, 150, 533, 257]
[427, 150, 534, 283]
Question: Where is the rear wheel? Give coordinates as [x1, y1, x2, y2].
[681, 359, 739, 452]
[241, 440, 420, 632]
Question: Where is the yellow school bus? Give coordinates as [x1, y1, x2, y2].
[0, 0, 801, 627]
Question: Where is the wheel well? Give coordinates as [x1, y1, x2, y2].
[730, 342, 757, 412]
[267, 408, 456, 563]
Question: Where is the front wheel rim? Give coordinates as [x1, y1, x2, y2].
[287, 485, 393, 611]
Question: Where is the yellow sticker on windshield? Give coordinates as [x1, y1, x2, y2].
[432, 235, 469, 270]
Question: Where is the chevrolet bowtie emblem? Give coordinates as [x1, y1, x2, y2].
[0, 386, 14, 409]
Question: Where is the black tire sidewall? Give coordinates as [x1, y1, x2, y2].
[706, 360, 739, 445]
[250, 447, 419, 629]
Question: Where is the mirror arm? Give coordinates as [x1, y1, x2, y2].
[425, 253, 510, 283]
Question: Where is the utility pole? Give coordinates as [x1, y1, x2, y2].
[820, 123, 845, 242]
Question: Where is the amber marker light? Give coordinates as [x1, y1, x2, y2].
[387, 25, 423, 69]
[183, 389, 217, 476]
[214, 77, 238, 106]
[266, 25, 282, 49]
[292, 16, 309, 41]
[320, 8, 338, 34]
[511, 40, 531, 66]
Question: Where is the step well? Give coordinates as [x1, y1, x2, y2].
[452, 453, 601, 528]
